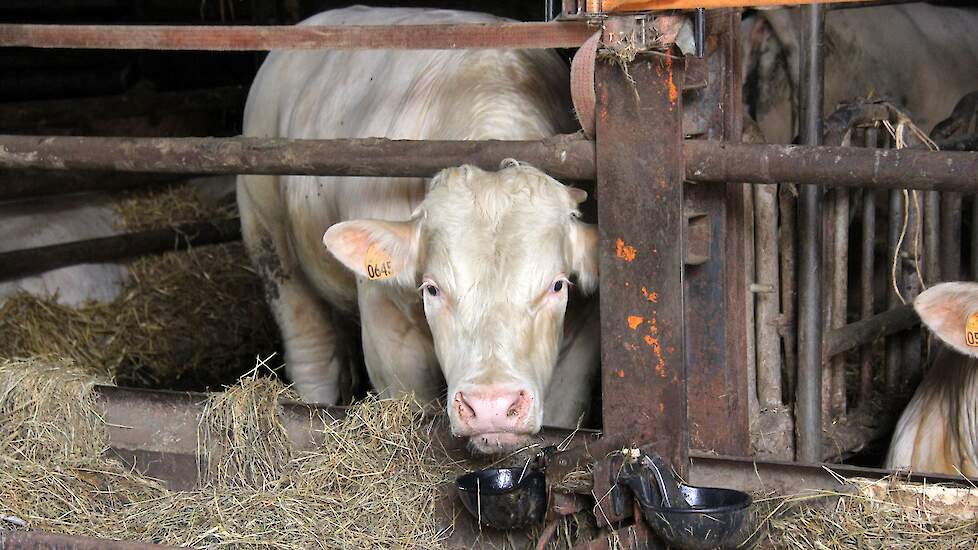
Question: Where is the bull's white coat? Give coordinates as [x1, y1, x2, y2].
[237, 6, 599, 453]
[885, 282, 978, 476]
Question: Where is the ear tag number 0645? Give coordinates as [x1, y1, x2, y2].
[364, 245, 394, 281]
[966, 312, 978, 347]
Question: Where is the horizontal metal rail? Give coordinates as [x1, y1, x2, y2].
[0, 134, 597, 181]
[683, 141, 978, 191]
[823, 304, 918, 357]
[2, 135, 978, 192]
[0, 218, 241, 281]
[0, 22, 594, 51]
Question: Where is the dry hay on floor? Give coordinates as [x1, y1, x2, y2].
[0, 356, 597, 549]
[753, 478, 978, 549]
[0, 184, 278, 389]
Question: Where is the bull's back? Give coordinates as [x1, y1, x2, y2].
[238, 6, 573, 308]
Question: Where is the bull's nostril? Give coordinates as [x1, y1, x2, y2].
[455, 392, 475, 420]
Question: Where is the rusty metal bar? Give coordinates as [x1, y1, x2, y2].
[683, 11, 751, 457]
[858, 127, 879, 407]
[0, 22, 594, 51]
[824, 304, 918, 357]
[973, 196, 978, 279]
[885, 187, 904, 397]
[683, 142, 978, 191]
[795, 2, 825, 464]
[0, 134, 595, 182]
[940, 192, 963, 281]
[0, 86, 246, 129]
[596, 53, 687, 470]
[0, 218, 241, 281]
[829, 186, 849, 416]
[3, 135, 978, 191]
[779, 184, 798, 403]
[924, 190, 940, 283]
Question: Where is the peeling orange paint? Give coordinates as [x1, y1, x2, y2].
[658, 403, 665, 414]
[617, 369, 625, 378]
[665, 55, 678, 105]
[641, 287, 659, 303]
[641, 315, 667, 378]
[615, 238, 637, 262]
[627, 315, 644, 330]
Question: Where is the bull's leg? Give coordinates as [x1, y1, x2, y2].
[356, 283, 443, 402]
[239, 182, 344, 404]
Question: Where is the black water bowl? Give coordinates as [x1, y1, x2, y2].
[456, 467, 547, 530]
[639, 484, 752, 550]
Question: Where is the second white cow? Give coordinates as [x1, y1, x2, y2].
[885, 282, 978, 476]
[237, 6, 600, 453]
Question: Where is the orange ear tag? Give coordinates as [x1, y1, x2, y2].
[966, 312, 978, 347]
[364, 244, 394, 281]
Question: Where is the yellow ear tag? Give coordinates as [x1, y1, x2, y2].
[967, 312, 978, 347]
[364, 244, 394, 281]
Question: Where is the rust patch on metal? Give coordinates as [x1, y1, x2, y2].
[665, 54, 678, 105]
[641, 287, 658, 303]
[615, 238, 637, 262]
[627, 315, 644, 330]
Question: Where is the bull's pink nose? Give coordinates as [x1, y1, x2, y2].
[454, 387, 530, 435]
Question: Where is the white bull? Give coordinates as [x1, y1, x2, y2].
[237, 6, 600, 453]
[885, 282, 978, 476]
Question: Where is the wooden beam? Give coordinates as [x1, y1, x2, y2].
[0, 22, 594, 51]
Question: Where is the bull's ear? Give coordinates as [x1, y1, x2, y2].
[323, 219, 419, 287]
[914, 281, 978, 357]
[568, 222, 599, 294]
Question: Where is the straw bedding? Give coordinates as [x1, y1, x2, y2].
[0, 184, 278, 389]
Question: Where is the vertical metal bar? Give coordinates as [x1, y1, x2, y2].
[885, 184, 904, 397]
[685, 11, 751, 457]
[972, 196, 978, 279]
[924, 190, 940, 283]
[830, 187, 849, 416]
[795, 3, 825, 464]
[596, 53, 687, 470]
[858, 127, 877, 407]
[901, 191, 923, 385]
[941, 192, 962, 281]
[779, 185, 798, 402]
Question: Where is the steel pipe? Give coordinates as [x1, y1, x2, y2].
[795, 3, 825, 464]
[0, 22, 593, 51]
[2, 135, 978, 193]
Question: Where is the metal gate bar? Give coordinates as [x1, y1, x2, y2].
[2, 135, 978, 191]
[0, 22, 595, 51]
[795, 2, 825, 464]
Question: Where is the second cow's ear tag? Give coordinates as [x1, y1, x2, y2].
[364, 244, 395, 281]
[967, 311, 978, 347]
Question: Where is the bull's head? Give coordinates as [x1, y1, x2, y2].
[323, 163, 598, 453]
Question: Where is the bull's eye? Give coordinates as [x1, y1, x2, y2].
[426, 285, 439, 297]
[552, 280, 564, 293]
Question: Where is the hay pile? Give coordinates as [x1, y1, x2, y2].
[0, 184, 278, 389]
[0, 357, 460, 548]
[756, 481, 978, 549]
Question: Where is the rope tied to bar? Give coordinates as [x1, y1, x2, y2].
[882, 104, 938, 305]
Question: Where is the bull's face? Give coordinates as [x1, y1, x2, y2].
[323, 163, 598, 453]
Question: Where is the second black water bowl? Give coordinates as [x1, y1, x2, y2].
[456, 467, 547, 530]
[638, 484, 752, 550]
